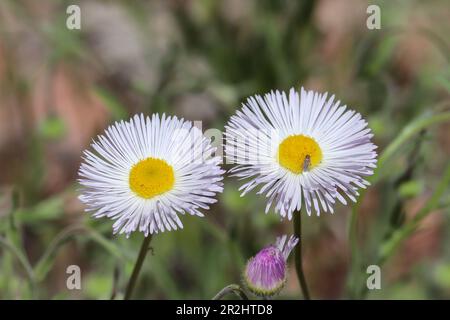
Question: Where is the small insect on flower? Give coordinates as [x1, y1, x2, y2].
[244, 235, 299, 297]
[303, 154, 311, 172]
[225, 88, 378, 218]
[78, 114, 224, 236]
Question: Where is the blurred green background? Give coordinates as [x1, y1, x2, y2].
[0, 0, 449, 299]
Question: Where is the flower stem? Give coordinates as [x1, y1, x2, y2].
[0, 236, 36, 298]
[124, 234, 153, 300]
[347, 110, 450, 297]
[212, 284, 249, 300]
[378, 161, 450, 264]
[293, 211, 310, 300]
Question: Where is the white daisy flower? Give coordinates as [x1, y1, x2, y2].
[225, 88, 377, 219]
[78, 114, 224, 236]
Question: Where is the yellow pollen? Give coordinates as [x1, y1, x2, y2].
[129, 157, 175, 199]
[277, 135, 322, 174]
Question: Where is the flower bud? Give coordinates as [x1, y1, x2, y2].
[244, 235, 298, 297]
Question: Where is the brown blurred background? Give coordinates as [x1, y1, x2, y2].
[0, 0, 449, 299]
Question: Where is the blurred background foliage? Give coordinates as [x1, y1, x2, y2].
[0, 0, 449, 299]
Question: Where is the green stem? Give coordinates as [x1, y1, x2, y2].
[124, 234, 153, 300]
[212, 284, 249, 300]
[110, 265, 121, 300]
[356, 161, 450, 299]
[34, 225, 128, 281]
[293, 211, 310, 300]
[0, 236, 36, 297]
[379, 161, 450, 263]
[377, 112, 450, 177]
[347, 110, 450, 296]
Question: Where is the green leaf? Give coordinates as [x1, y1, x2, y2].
[398, 180, 424, 199]
[93, 87, 128, 120]
[434, 264, 450, 288]
[38, 117, 66, 140]
[437, 74, 450, 94]
[84, 273, 113, 299]
[14, 197, 64, 224]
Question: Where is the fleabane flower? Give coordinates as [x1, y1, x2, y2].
[78, 114, 224, 236]
[244, 235, 298, 297]
[225, 88, 377, 218]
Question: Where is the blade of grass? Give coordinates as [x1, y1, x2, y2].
[379, 161, 450, 264]
[0, 236, 36, 296]
[93, 87, 128, 120]
[347, 109, 450, 296]
[34, 225, 130, 281]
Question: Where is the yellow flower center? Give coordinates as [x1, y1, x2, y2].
[277, 135, 322, 174]
[129, 157, 175, 199]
